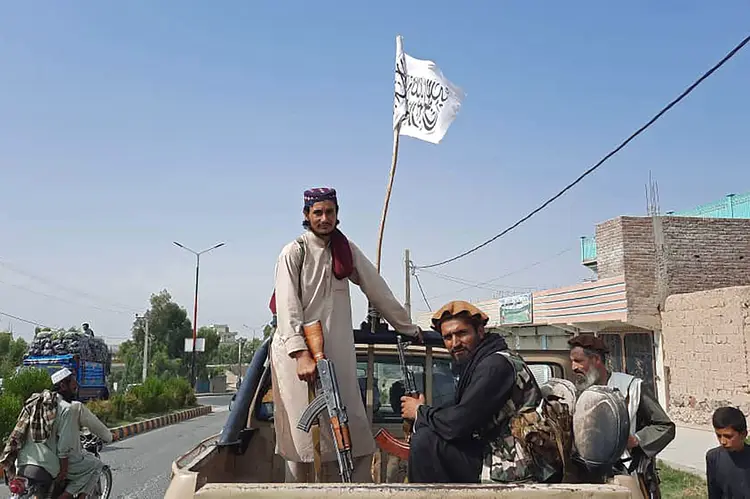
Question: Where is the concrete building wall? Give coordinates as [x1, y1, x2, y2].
[661, 286, 750, 425]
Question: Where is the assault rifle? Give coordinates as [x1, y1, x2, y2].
[374, 336, 419, 461]
[296, 320, 355, 482]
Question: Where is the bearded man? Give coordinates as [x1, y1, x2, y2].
[568, 335, 675, 496]
[401, 301, 560, 484]
[270, 187, 422, 483]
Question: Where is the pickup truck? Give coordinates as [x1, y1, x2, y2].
[22, 353, 109, 401]
[165, 328, 632, 498]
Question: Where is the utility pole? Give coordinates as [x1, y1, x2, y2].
[237, 337, 245, 387]
[404, 248, 411, 320]
[137, 314, 150, 382]
[143, 317, 149, 382]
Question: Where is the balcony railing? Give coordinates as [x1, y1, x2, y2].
[580, 236, 597, 264]
[579, 192, 750, 264]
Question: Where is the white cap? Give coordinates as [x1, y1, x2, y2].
[51, 368, 73, 385]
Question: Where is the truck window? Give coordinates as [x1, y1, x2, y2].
[525, 362, 566, 385]
[527, 364, 553, 384]
[356, 356, 455, 424]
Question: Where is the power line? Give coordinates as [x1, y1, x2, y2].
[420, 269, 537, 293]
[416, 34, 750, 270]
[0, 259, 140, 314]
[423, 247, 573, 301]
[0, 310, 54, 329]
[412, 271, 432, 311]
[0, 279, 133, 315]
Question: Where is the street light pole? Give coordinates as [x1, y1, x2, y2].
[173, 241, 225, 388]
[237, 337, 246, 387]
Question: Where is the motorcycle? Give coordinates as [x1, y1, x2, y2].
[6, 432, 112, 499]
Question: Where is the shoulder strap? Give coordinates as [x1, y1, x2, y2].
[269, 236, 308, 315]
[295, 236, 305, 300]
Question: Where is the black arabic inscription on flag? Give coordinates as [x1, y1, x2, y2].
[394, 58, 451, 133]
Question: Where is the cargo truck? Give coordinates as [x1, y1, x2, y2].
[22, 353, 109, 401]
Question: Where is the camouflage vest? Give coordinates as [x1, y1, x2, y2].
[483, 351, 569, 483]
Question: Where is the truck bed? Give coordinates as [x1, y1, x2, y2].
[165, 330, 636, 498]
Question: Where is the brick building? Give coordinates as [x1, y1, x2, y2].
[418, 192, 750, 412]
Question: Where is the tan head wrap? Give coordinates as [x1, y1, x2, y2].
[430, 300, 489, 332]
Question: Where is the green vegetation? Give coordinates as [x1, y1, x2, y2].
[0, 368, 54, 441]
[111, 289, 264, 389]
[0, 332, 28, 379]
[87, 375, 197, 427]
[659, 461, 707, 499]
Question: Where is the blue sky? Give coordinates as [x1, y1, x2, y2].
[1, 2, 748, 344]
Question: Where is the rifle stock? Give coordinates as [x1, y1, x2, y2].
[374, 428, 410, 461]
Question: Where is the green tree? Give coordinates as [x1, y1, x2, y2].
[131, 290, 193, 360]
[116, 340, 143, 386]
[263, 324, 274, 339]
[0, 332, 29, 378]
[124, 290, 222, 383]
[193, 326, 220, 380]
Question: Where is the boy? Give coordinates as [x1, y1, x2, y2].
[706, 406, 750, 498]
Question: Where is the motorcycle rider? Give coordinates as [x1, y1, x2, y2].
[7, 368, 113, 498]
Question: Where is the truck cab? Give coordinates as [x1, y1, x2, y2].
[22, 354, 109, 401]
[165, 329, 631, 498]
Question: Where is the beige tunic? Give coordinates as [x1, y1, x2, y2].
[272, 230, 419, 463]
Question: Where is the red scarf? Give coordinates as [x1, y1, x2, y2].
[269, 230, 354, 315]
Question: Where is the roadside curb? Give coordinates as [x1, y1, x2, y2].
[111, 405, 213, 441]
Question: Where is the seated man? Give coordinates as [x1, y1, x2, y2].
[1, 368, 113, 498]
[401, 300, 557, 484]
[54, 368, 114, 499]
[1, 373, 64, 485]
[706, 406, 750, 498]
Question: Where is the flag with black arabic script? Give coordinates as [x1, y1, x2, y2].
[393, 35, 465, 144]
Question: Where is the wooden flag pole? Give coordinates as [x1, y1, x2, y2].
[368, 34, 404, 334]
[375, 124, 402, 274]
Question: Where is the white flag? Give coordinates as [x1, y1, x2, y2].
[393, 35, 465, 144]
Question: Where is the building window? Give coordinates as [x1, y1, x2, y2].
[600, 332, 656, 396]
[601, 334, 624, 373]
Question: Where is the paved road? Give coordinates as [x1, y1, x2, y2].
[106, 396, 230, 499]
[0, 396, 232, 499]
[195, 393, 234, 408]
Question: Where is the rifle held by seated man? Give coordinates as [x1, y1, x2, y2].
[374, 336, 420, 461]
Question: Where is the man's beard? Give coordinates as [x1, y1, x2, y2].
[60, 389, 77, 402]
[574, 368, 601, 393]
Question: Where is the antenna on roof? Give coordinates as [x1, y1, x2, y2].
[646, 171, 661, 217]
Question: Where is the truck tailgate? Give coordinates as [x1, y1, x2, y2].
[191, 483, 632, 498]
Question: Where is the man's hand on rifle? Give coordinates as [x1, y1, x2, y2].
[400, 393, 425, 420]
[293, 350, 317, 383]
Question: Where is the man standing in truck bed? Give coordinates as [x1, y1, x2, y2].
[271, 187, 422, 483]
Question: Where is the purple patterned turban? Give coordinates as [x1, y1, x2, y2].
[303, 187, 338, 208]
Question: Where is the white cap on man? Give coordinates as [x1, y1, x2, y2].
[51, 368, 73, 385]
